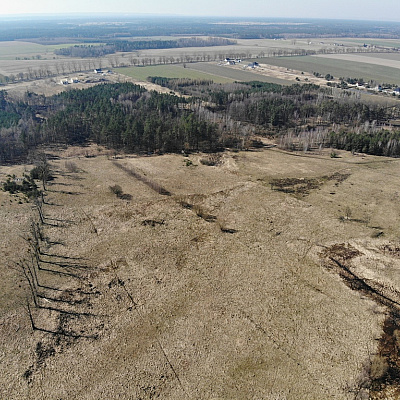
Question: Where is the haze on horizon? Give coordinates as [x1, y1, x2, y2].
[2, 0, 400, 23]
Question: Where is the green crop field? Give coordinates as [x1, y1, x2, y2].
[256, 55, 400, 85]
[115, 64, 236, 83]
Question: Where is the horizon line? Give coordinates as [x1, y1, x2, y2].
[0, 13, 399, 24]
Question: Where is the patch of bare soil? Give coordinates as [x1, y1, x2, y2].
[270, 172, 350, 196]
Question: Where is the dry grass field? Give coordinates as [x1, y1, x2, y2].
[1, 144, 400, 399]
[315, 53, 400, 71]
[0, 41, 104, 60]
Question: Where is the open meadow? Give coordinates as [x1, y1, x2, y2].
[115, 64, 236, 83]
[1, 145, 400, 399]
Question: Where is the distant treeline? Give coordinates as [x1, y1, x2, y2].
[54, 37, 237, 58]
[2, 16, 400, 42]
[2, 80, 400, 164]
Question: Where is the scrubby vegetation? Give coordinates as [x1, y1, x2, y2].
[2, 174, 39, 199]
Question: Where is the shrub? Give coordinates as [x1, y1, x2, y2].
[64, 161, 79, 173]
[369, 355, 389, 380]
[330, 151, 339, 158]
[109, 184, 123, 197]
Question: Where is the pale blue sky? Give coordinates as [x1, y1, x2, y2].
[1, 0, 400, 22]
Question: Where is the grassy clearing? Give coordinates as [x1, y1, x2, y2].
[115, 64, 235, 83]
[257, 55, 400, 84]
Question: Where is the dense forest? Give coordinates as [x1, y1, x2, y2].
[54, 37, 237, 58]
[1, 79, 400, 164]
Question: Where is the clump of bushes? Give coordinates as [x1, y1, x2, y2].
[2, 174, 40, 199]
[330, 151, 339, 158]
[109, 184, 123, 197]
[64, 161, 79, 173]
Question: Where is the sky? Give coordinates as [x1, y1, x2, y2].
[1, 0, 400, 22]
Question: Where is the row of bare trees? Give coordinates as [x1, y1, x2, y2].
[12, 159, 100, 342]
[1, 58, 105, 84]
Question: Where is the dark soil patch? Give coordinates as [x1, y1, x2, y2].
[369, 314, 400, 399]
[381, 244, 400, 258]
[270, 172, 350, 196]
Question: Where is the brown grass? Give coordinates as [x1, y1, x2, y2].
[2, 146, 400, 399]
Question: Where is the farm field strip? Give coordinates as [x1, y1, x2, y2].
[0, 58, 89, 75]
[357, 52, 400, 61]
[335, 38, 400, 48]
[256, 55, 400, 84]
[314, 53, 400, 70]
[0, 41, 104, 60]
